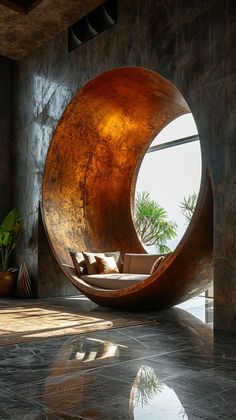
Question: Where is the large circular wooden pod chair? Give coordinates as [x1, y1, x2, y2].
[42, 67, 213, 310]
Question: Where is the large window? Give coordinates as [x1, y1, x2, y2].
[135, 113, 201, 253]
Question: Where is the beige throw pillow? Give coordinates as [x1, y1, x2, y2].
[95, 256, 119, 274]
[69, 251, 88, 276]
[150, 256, 165, 275]
[82, 251, 122, 274]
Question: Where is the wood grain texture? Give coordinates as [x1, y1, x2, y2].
[42, 67, 213, 310]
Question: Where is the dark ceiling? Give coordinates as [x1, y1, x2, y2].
[0, 0, 104, 60]
[0, 1, 42, 13]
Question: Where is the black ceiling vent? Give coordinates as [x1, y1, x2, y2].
[68, 0, 116, 52]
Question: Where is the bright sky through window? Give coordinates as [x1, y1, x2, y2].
[150, 113, 199, 146]
[135, 113, 201, 253]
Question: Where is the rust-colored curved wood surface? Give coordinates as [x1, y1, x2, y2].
[42, 67, 213, 310]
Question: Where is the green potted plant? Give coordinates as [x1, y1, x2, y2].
[0, 209, 23, 297]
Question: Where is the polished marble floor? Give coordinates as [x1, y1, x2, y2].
[0, 295, 235, 419]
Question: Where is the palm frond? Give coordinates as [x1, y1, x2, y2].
[134, 191, 177, 252]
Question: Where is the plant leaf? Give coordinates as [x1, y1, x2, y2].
[134, 191, 177, 252]
[1, 209, 20, 232]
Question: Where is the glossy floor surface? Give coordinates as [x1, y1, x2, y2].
[0, 295, 235, 419]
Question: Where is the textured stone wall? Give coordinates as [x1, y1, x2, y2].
[12, 0, 236, 328]
[0, 57, 12, 222]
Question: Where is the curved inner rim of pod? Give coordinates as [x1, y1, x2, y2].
[42, 67, 211, 306]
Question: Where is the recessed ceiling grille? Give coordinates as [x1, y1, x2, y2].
[68, 0, 116, 52]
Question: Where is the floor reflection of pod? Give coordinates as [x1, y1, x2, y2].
[42, 67, 213, 310]
[43, 307, 213, 418]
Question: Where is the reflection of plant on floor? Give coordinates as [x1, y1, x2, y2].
[179, 192, 198, 224]
[134, 191, 177, 253]
[133, 365, 163, 407]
